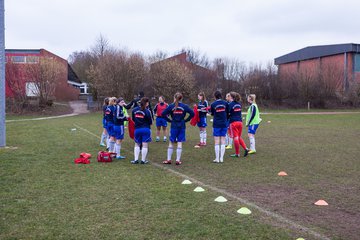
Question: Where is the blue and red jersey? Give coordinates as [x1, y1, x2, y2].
[197, 100, 208, 118]
[162, 102, 194, 129]
[210, 99, 229, 128]
[113, 105, 127, 126]
[104, 105, 115, 123]
[132, 107, 153, 129]
[228, 101, 243, 123]
[153, 102, 168, 117]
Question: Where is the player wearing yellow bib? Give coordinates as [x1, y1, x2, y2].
[246, 94, 261, 154]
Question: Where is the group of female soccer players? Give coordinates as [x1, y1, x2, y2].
[99, 90, 261, 165]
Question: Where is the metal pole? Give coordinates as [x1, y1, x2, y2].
[0, 0, 5, 147]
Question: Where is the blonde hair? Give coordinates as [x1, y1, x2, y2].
[109, 97, 117, 105]
[248, 94, 256, 103]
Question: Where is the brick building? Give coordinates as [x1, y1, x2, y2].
[274, 43, 360, 92]
[5, 49, 84, 101]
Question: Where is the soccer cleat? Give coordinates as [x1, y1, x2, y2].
[225, 145, 232, 150]
[131, 160, 139, 164]
[200, 142, 207, 147]
[100, 143, 106, 147]
[116, 155, 126, 160]
[155, 138, 160, 142]
[230, 154, 240, 158]
[163, 138, 167, 142]
[248, 150, 256, 154]
[175, 161, 182, 165]
[213, 159, 220, 163]
[141, 160, 149, 164]
[243, 149, 249, 157]
[162, 160, 172, 164]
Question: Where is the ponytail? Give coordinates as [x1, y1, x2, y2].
[174, 92, 183, 108]
[229, 91, 241, 102]
[140, 97, 149, 111]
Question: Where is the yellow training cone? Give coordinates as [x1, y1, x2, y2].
[237, 207, 252, 215]
[314, 200, 328, 206]
[193, 187, 205, 192]
[181, 180, 192, 185]
[214, 196, 228, 202]
[278, 171, 288, 176]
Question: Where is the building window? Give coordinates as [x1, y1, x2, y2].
[11, 56, 26, 63]
[26, 56, 39, 63]
[354, 54, 360, 72]
[26, 82, 39, 97]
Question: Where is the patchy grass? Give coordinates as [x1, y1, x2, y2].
[2, 112, 360, 239]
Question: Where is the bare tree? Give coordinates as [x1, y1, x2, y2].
[178, 47, 210, 69]
[26, 57, 64, 106]
[87, 50, 147, 101]
[5, 61, 28, 112]
[91, 34, 110, 58]
[150, 60, 195, 102]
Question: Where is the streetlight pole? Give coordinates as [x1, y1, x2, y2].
[0, 0, 5, 147]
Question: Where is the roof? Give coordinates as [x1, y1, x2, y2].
[274, 43, 360, 65]
[5, 49, 41, 54]
[68, 64, 82, 84]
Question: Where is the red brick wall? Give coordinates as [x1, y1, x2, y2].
[277, 53, 355, 91]
[5, 49, 80, 101]
[40, 49, 80, 101]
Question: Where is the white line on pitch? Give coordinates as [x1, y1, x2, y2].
[74, 123, 330, 240]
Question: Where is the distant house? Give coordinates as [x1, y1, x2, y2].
[5, 49, 88, 101]
[152, 52, 218, 90]
[274, 43, 360, 92]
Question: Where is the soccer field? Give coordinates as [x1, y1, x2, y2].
[1, 112, 359, 239]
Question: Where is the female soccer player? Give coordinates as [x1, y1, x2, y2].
[153, 96, 168, 142]
[100, 97, 109, 147]
[113, 98, 128, 159]
[194, 92, 208, 147]
[105, 97, 117, 152]
[210, 91, 228, 163]
[131, 97, 153, 164]
[162, 92, 194, 165]
[246, 94, 262, 154]
[226, 92, 249, 158]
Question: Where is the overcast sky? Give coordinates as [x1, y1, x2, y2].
[5, 0, 360, 64]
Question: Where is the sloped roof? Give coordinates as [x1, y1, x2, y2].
[274, 43, 360, 65]
[68, 64, 82, 84]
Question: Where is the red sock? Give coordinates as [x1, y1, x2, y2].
[239, 137, 247, 150]
[234, 139, 240, 155]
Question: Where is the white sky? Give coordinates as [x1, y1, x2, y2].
[5, 0, 360, 64]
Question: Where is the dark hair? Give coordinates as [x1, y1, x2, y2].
[198, 92, 206, 102]
[116, 97, 124, 104]
[214, 90, 222, 100]
[174, 92, 183, 108]
[140, 97, 149, 111]
[229, 92, 241, 102]
[103, 97, 109, 106]
[138, 91, 145, 98]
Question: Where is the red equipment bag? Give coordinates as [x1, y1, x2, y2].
[97, 151, 113, 162]
[74, 157, 90, 164]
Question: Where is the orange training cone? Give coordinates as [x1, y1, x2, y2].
[278, 171, 288, 176]
[314, 200, 328, 206]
